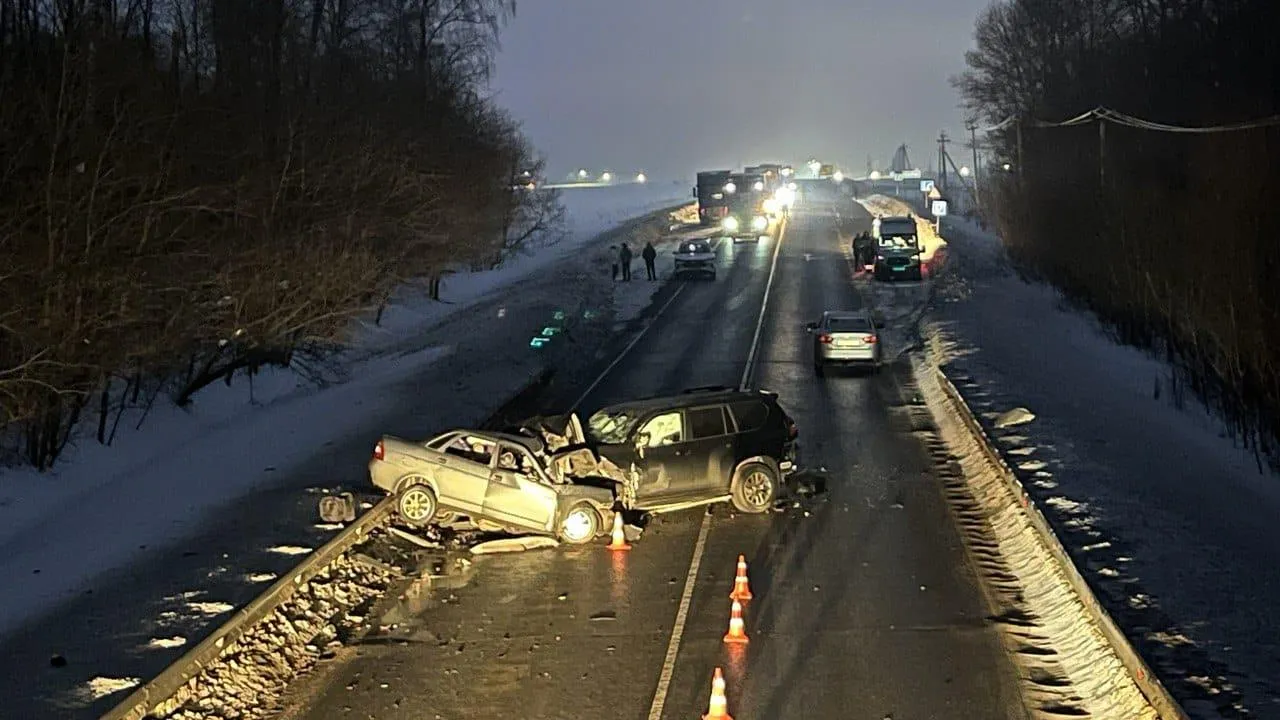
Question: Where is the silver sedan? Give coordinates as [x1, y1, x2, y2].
[806, 311, 883, 376]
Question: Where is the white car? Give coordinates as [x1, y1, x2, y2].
[673, 238, 716, 280]
[806, 310, 884, 376]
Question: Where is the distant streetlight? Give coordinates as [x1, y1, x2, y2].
[869, 170, 881, 180]
[832, 170, 844, 183]
[959, 166, 971, 177]
[601, 172, 613, 182]
[577, 169, 588, 179]
[1002, 163, 1012, 171]
[636, 172, 647, 183]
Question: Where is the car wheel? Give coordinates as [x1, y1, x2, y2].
[396, 483, 438, 527]
[558, 503, 601, 544]
[731, 463, 778, 513]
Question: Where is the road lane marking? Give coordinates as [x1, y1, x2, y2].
[644, 511, 711, 720]
[739, 218, 789, 391]
[570, 236, 727, 410]
[645, 219, 790, 720]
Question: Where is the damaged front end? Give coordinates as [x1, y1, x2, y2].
[512, 413, 639, 506]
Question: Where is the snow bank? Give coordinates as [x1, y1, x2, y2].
[0, 184, 690, 641]
[914, 359, 1159, 720]
[928, 216, 1280, 715]
[353, 182, 690, 353]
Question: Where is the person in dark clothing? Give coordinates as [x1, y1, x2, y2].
[619, 243, 633, 280]
[853, 232, 874, 268]
[641, 241, 657, 280]
[609, 245, 619, 280]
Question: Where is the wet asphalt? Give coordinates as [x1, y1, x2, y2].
[278, 207, 1029, 720]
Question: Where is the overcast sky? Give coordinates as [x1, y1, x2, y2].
[490, 0, 992, 182]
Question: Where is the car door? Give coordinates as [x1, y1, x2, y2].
[427, 434, 496, 514]
[482, 443, 558, 532]
[631, 410, 692, 502]
[681, 405, 736, 492]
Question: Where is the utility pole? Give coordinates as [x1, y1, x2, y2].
[966, 120, 980, 209]
[937, 130, 950, 192]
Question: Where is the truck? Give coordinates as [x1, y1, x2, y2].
[719, 187, 770, 242]
[870, 215, 923, 281]
[694, 170, 734, 226]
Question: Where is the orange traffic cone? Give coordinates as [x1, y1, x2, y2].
[702, 667, 733, 720]
[723, 599, 749, 644]
[606, 511, 631, 551]
[729, 554, 752, 601]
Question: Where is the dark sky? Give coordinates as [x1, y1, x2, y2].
[491, 0, 992, 182]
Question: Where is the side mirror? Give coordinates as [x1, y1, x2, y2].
[804, 321, 818, 332]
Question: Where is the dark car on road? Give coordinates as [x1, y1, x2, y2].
[581, 387, 799, 514]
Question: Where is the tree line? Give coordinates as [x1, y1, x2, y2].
[0, 0, 564, 469]
[956, 0, 1280, 469]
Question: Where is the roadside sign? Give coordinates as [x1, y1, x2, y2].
[901, 169, 922, 179]
[927, 186, 942, 200]
[932, 199, 949, 217]
[919, 179, 935, 193]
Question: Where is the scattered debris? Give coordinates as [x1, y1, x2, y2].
[589, 610, 617, 621]
[146, 636, 188, 650]
[266, 545, 313, 556]
[77, 676, 140, 703]
[470, 536, 560, 555]
[186, 601, 234, 616]
[245, 572, 278, 584]
[993, 407, 1036, 428]
[150, 533, 403, 720]
[318, 492, 358, 523]
[388, 526, 443, 549]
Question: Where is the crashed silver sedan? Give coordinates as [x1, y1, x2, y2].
[369, 428, 617, 544]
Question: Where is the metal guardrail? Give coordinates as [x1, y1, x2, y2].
[97, 203, 695, 720]
[99, 496, 396, 720]
[933, 364, 1190, 720]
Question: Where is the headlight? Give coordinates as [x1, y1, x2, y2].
[722, 216, 740, 232]
[751, 216, 768, 231]
[753, 181, 764, 192]
[762, 198, 780, 214]
[774, 187, 796, 207]
[724, 182, 736, 194]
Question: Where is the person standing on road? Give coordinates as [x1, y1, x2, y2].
[609, 244, 619, 280]
[642, 241, 657, 280]
[619, 242, 633, 281]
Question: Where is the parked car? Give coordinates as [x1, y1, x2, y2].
[572, 387, 800, 514]
[369, 429, 616, 544]
[807, 310, 884, 376]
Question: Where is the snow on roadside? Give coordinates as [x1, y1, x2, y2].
[926, 215, 1280, 716]
[0, 184, 688, 640]
[351, 182, 690, 354]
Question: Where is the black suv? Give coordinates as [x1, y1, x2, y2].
[583, 387, 799, 514]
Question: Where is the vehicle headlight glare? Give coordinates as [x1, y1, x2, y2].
[751, 216, 767, 231]
[722, 216, 740, 232]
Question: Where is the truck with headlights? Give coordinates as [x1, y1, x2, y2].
[720, 192, 770, 242]
[694, 170, 733, 226]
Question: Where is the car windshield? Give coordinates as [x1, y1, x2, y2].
[878, 234, 918, 249]
[586, 409, 642, 444]
[827, 316, 871, 332]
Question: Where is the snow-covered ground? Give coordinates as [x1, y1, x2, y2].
[925, 215, 1280, 719]
[0, 181, 690, 641]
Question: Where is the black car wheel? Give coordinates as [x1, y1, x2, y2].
[730, 462, 778, 513]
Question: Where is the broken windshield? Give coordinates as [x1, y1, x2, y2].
[586, 409, 642, 444]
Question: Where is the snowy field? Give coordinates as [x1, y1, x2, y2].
[0, 181, 690, 642]
[926, 216, 1280, 719]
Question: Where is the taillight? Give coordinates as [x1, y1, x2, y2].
[372, 440, 385, 461]
[818, 333, 833, 344]
[864, 334, 877, 344]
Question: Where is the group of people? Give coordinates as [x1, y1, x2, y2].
[611, 241, 659, 281]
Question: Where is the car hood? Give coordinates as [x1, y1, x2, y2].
[514, 413, 631, 486]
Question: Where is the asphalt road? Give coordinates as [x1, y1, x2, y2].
[278, 204, 1029, 720]
[0, 210, 681, 720]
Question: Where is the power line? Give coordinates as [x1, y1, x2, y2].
[978, 106, 1280, 134]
